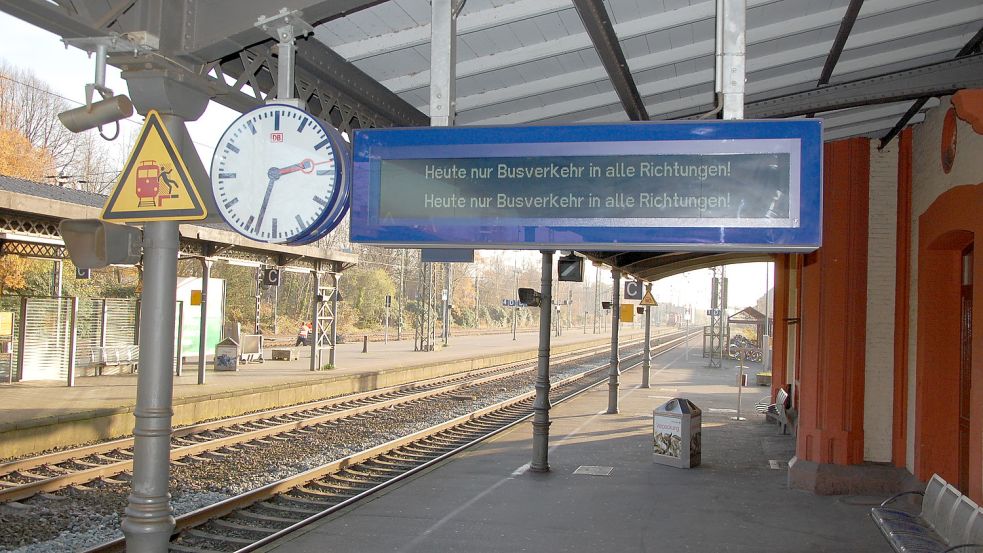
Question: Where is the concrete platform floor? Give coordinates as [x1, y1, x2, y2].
[263, 340, 887, 553]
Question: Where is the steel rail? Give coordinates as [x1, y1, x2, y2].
[1, 332, 657, 476]
[83, 330, 696, 553]
[0, 334, 664, 503]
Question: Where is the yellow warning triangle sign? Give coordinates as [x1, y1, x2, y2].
[102, 110, 207, 223]
[640, 290, 658, 306]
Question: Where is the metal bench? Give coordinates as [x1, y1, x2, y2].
[871, 474, 983, 552]
[92, 345, 139, 374]
[764, 385, 796, 434]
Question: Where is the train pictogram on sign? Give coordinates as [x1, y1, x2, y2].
[135, 160, 182, 207]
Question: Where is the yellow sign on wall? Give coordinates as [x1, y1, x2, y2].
[102, 110, 207, 223]
[190, 290, 202, 306]
[0, 312, 12, 336]
[620, 304, 635, 323]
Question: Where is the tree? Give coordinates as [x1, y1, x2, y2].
[0, 255, 30, 296]
[0, 61, 123, 190]
[339, 267, 396, 329]
[0, 128, 54, 180]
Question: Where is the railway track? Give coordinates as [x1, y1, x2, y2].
[0, 334, 666, 505]
[87, 330, 695, 553]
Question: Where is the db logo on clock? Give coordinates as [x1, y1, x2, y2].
[270, 132, 284, 143]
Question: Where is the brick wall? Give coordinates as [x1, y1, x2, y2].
[865, 140, 898, 462]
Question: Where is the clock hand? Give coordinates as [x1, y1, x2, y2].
[277, 159, 332, 176]
[255, 170, 280, 234]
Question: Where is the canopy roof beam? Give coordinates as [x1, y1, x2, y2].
[571, 0, 648, 121]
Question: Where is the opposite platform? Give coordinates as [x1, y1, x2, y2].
[263, 340, 886, 553]
[0, 327, 648, 458]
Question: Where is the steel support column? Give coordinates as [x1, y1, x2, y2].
[531, 250, 554, 472]
[254, 266, 262, 335]
[329, 272, 339, 367]
[197, 257, 211, 385]
[175, 301, 184, 377]
[721, 0, 746, 120]
[310, 265, 320, 371]
[642, 283, 652, 389]
[430, 0, 460, 128]
[121, 221, 178, 552]
[52, 259, 62, 297]
[430, 0, 459, 351]
[66, 296, 78, 387]
[607, 268, 621, 414]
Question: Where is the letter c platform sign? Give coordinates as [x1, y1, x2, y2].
[624, 280, 643, 300]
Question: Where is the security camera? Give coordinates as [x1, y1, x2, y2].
[58, 95, 133, 133]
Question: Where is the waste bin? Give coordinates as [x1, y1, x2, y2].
[653, 398, 701, 468]
[215, 337, 239, 371]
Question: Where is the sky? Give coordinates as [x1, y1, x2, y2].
[0, 11, 772, 311]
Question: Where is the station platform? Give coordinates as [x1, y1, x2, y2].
[0, 327, 647, 459]
[263, 341, 887, 553]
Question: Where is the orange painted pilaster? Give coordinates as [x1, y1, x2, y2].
[771, 254, 790, 400]
[892, 128, 912, 468]
[796, 138, 869, 466]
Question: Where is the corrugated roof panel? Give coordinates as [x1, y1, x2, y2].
[392, 0, 430, 25]
[309, 0, 976, 139]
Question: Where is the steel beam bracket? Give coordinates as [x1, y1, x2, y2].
[256, 8, 314, 108]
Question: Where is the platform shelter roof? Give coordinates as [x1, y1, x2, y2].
[2, 0, 981, 280]
[0, 175, 357, 271]
[729, 306, 767, 324]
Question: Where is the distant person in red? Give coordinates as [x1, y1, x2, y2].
[295, 323, 310, 346]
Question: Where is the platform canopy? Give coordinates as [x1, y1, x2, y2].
[4, 0, 980, 279]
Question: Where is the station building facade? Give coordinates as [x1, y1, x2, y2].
[774, 91, 983, 503]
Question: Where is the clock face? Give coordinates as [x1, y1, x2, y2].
[210, 104, 348, 244]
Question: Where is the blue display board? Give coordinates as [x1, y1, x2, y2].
[351, 120, 822, 252]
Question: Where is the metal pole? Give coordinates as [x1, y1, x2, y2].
[732, 350, 747, 421]
[584, 278, 589, 334]
[272, 278, 279, 336]
[197, 258, 210, 385]
[15, 297, 26, 383]
[531, 250, 554, 472]
[66, 296, 78, 387]
[254, 267, 261, 335]
[121, 221, 178, 552]
[431, 0, 457, 347]
[721, 0, 746, 120]
[398, 250, 405, 341]
[593, 266, 600, 333]
[52, 259, 63, 297]
[330, 273, 339, 367]
[642, 283, 652, 389]
[443, 264, 451, 345]
[607, 269, 621, 414]
[310, 267, 320, 371]
[175, 301, 184, 377]
[513, 264, 518, 340]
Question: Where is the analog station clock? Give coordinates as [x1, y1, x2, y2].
[210, 104, 350, 244]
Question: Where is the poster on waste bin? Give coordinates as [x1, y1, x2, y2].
[654, 416, 682, 458]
